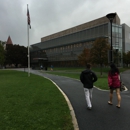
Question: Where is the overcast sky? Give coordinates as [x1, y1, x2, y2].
[0, 0, 130, 47]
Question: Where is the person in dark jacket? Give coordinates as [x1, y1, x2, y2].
[80, 63, 97, 110]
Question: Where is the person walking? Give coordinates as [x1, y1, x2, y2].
[80, 63, 97, 110]
[51, 65, 53, 71]
[108, 63, 121, 108]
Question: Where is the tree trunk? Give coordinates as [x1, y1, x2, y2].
[100, 64, 102, 76]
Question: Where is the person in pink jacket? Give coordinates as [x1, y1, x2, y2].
[108, 63, 121, 108]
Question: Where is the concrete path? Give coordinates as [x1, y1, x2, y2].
[15, 69, 130, 130]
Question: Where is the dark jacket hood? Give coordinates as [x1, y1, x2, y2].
[82, 69, 92, 74]
[80, 69, 97, 88]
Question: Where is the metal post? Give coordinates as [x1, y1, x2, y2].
[106, 13, 116, 64]
[110, 20, 112, 63]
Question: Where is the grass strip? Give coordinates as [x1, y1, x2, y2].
[44, 71, 109, 90]
[0, 70, 73, 130]
[44, 67, 130, 90]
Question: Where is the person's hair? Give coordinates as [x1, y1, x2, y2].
[86, 63, 91, 69]
[109, 63, 119, 74]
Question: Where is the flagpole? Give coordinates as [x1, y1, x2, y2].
[27, 4, 30, 77]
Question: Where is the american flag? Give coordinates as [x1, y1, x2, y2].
[27, 6, 31, 29]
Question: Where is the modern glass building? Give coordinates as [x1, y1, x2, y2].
[122, 24, 130, 53]
[111, 23, 123, 65]
[30, 13, 129, 68]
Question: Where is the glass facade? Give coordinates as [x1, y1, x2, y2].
[41, 23, 108, 66]
[122, 24, 130, 53]
[30, 22, 123, 67]
[108, 23, 123, 65]
[111, 23, 122, 51]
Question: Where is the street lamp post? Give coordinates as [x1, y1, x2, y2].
[106, 13, 116, 63]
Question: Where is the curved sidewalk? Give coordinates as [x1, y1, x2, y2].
[29, 69, 130, 130]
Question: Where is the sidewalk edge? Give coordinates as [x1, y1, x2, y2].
[44, 76, 79, 130]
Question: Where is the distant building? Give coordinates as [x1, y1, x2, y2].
[6, 36, 13, 45]
[122, 24, 130, 53]
[30, 13, 130, 68]
[0, 36, 13, 50]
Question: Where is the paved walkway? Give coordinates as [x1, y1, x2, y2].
[16, 69, 130, 130]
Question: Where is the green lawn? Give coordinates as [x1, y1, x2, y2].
[44, 67, 130, 90]
[41, 68, 109, 90]
[0, 70, 73, 130]
[1, 67, 129, 129]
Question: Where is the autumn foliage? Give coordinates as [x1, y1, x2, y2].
[78, 48, 90, 66]
[123, 51, 130, 67]
[90, 38, 110, 66]
[78, 38, 110, 76]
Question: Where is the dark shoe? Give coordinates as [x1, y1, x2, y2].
[108, 101, 113, 105]
[87, 107, 92, 110]
[116, 105, 120, 108]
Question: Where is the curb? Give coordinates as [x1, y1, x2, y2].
[49, 74, 129, 92]
[43, 76, 79, 130]
[10, 69, 79, 130]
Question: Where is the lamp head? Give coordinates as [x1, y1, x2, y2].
[106, 13, 116, 21]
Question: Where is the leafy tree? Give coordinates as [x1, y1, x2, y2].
[0, 44, 5, 66]
[5, 44, 28, 67]
[127, 51, 130, 64]
[123, 51, 130, 67]
[113, 49, 121, 66]
[1, 41, 6, 46]
[78, 48, 90, 66]
[90, 38, 110, 75]
[5, 44, 13, 66]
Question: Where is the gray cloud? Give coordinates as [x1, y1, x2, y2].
[0, 0, 130, 47]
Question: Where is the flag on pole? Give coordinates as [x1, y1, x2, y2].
[27, 5, 31, 29]
[27, 4, 31, 77]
